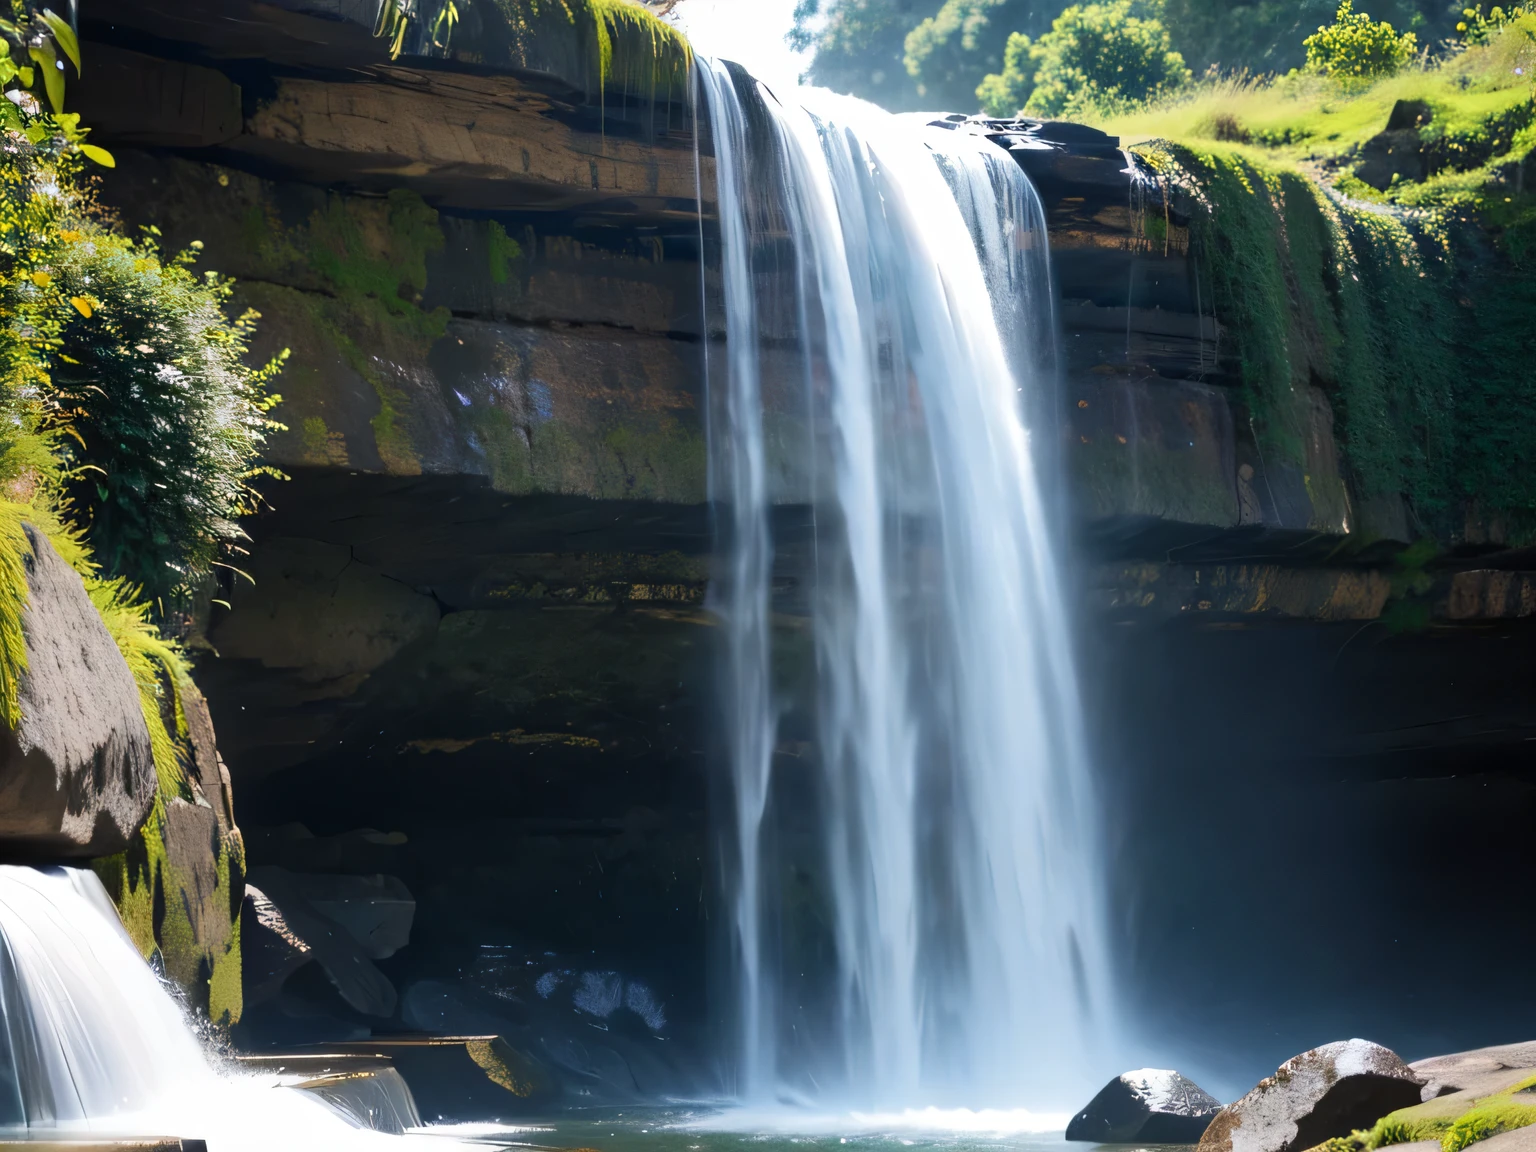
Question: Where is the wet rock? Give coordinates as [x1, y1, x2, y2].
[0, 524, 154, 856]
[401, 974, 692, 1109]
[1067, 1068, 1223, 1143]
[310, 1036, 555, 1123]
[1197, 1040, 1425, 1152]
[244, 866, 406, 1017]
[291, 873, 415, 960]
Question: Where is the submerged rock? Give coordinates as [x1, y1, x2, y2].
[1067, 1068, 1223, 1143]
[1197, 1040, 1424, 1152]
[0, 524, 154, 856]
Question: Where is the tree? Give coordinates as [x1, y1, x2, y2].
[976, 31, 1036, 114]
[979, 0, 1191, 116]
[791, 0, 942, 109]
[1303, 0, 1419, 86]
[902, 0, 1050, 110]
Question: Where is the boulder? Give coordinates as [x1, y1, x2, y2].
[0, 524, 154, 856]
[1197, 1040, 1425, 1152]
[1068, 1068, 1223, 1143]
[1411, 1042, 1536, 1102]
[243, 866, 415, 1017]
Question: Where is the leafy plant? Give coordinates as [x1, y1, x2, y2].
[0, 2, 112, 166]
[374, 0, 461, 59]
[1456, 2, 1536, 45]
[1304, 0, 1418, 88]
[39, 226, 286, 614]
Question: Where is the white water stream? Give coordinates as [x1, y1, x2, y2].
[699, 61, 1111, 1109]
[0, 864, 475, 1149]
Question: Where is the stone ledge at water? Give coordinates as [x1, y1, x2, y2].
[0, 525, 154, 856]
[1198, 1040, 1424, 1152]
[1068, 1068, 1223, 1143]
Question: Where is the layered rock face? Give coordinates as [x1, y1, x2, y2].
[77, 0, 1536, 1096]
[82, 0, 714, 1076]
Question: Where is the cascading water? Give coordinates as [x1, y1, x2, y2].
[0, 865, 463, 1149]
[700, 61, 1111, 1110]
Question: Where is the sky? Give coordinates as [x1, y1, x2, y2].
[669, 0, 813, 91]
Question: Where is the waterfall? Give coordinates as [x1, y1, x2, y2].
[700, 62, 1111, 1110]
[0, 865, 436, 1148]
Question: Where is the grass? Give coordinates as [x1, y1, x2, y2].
[1076, 16, 1536, 541]
[1096, 17, 1535, 168]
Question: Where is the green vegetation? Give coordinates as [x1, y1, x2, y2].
[977, 31, 1038, 112]
[0, 7, 263, 1022]
[1304, 0, 1420, 87]
[237, 184, 457, 475]
[1350, 1073, 1536, 1152]
[1094, 11, 1536, 538]
[904, 0, 1045, 109]
[795, 0, 1463, 111]
[379, 0, 692, 104]
[792, 0, 939, 110]
[977, 0, 1192, 115]
[45, 230, 285, 614]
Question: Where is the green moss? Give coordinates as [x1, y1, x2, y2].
[1139, 139, 1536, 538]
[487, 221, 523, 285]
[446, 0, 692, 104]
[1367, 1073, 1536, 1151]
[0, 501, 33, 730]
[1444, 1101, 1536, 1152]
[240, 189, 456, 474]
[467, 407, 704, 501]
[1070, 436, 1239, 526]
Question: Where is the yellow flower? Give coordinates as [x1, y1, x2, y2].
[69, 296, 93, 318]
[29, 270, 50, 288]
[59, 229, 81, 243]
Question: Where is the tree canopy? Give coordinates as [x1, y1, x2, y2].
[791, 0, 1463, 111]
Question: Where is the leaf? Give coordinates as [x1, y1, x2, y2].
[69, 296, 92, 318]
[79, 143, 115, 167]
[28, 45, 63, 114]
[18, 65, 32, 88]
[40, 10, 81, 76]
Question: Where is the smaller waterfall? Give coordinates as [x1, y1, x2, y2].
[701, 61, 1112, 1110]
[0, 865, 449, 1149]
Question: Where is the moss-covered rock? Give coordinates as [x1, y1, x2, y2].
[98, 152, 707, 502]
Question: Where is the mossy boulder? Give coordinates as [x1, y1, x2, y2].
[0, 524, 154, 857]
[93, 682, 247, 1027]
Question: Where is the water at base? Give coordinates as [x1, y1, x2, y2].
[480, 1105, 1080, 1152]
[0, 864, 482, 1150]
[698, 61, 1113, 1110]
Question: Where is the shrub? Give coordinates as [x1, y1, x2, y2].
[43, 227, 285, 614]
[0, 99, 283, 619]
[1456, 2, 1536, 45]
[1304, 0, 1418, 88]
[1014, 0, 1192, 116]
